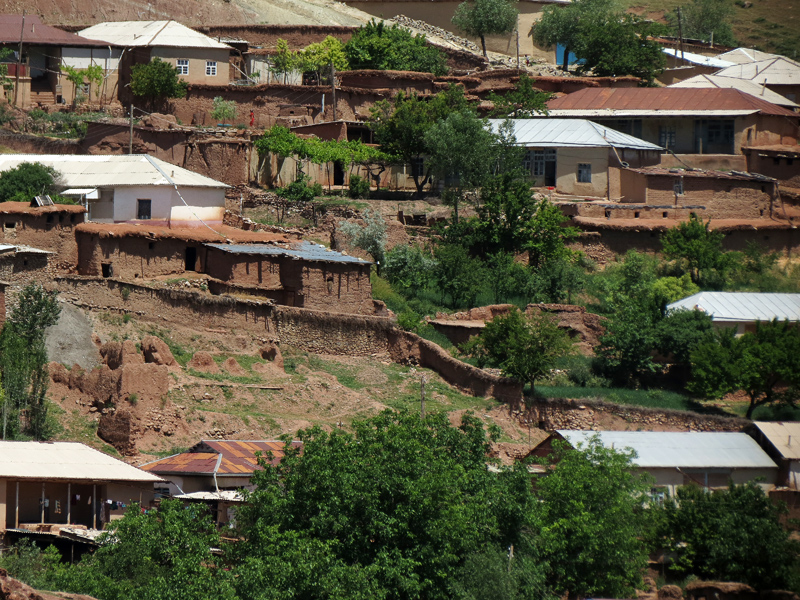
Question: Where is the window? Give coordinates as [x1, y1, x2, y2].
[577, 163, 591, 183]
[531, 149, 556, 177]
[205, 61, 217, 76]
[658, 126, 676, 150]
[137, 199, 151, 220]
[176, 59, 189, 75]
[410, 157, 425, 178]
[673, 177, 684, 196]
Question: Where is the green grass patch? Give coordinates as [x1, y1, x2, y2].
[211, 353, 267, 372]
[384, 379, 496, 414]
[307, 355, 367, 390]
[187, 368, 263, 385]
[536, 385, 700, 412]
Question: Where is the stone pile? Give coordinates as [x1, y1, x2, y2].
[390, 15, 480, 53]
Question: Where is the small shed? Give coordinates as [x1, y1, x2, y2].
[666, 292, 800, 335]
[0, 441, 162, 534]
[529, 430, 778, 497]
[748, 422, 800, 489]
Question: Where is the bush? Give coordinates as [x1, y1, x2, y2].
[348, 174, 370, 199]
[276, 174, 322, 203]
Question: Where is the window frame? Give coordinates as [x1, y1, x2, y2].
[176, 59, 189, 76]
[136, 199, 152, 220]
[205, 61, 217, 76]
[577, 163, 592, 183]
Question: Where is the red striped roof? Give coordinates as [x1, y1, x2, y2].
[0, 15, 110, 47]
[140, 440, 301, 476]
[547, 87, 797, 117]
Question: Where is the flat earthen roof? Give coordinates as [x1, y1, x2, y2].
[0, 201, 86, 215]
[573, 217, 796, 231]
[624, 167, 775, 182]
[75, 222, 290, 244]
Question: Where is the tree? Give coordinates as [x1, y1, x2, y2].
[654, 308, 713, 368]
[688, 319, 800, 419]
[487, 74, 550, 118]
[383, 244, 437, 295]
[424, 110, 497, 223]
[452, 0, 519, 58]
[211, 96, 236, 126]
[130, 57, 188, 110]
[0, 162, 60, 202]
[474, 307, 575, 396]
[596, 302, 660, 387]
[661, 213, 729, 287]
[656, 483, 800, 590]
[339, 209, 388, 267]
[271, 39, 298, 83]
[432, 244, 488, 308]
[297, 36, 348, 84]
[533, 437, 653, 599]
[669, 0, 737, 47]
[369, 86, 473, 197]
[232, 410, 534, 600]
[531, 0, 666, 84]
[345, 20, 448, 75]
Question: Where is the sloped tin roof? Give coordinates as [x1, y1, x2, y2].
[0, 15, 110, 47]
[716, 48, 786, 65]
[547, 87, 797, 117]
[667, 292, 800, 322]
[206, 241, 372, 265]
[488, 118, 662, 150]
[79, 20, 232, 50]
[714, 57, 800, 85]
[140, 440, 302, 476]
[0, 441, 163, 482]
[557, 431, 777, 469]
[663, 48, 735, 69]
[669, 74, 798, 108]
[0, 154, 228, 189]
[752, 422, 800, 460]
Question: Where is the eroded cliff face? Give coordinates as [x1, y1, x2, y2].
[0, 567, 98, 600]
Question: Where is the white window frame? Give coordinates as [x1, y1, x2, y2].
[176, 59, 189, 76]
[205, 61, 217, 76]
[577, 163, 592, 183]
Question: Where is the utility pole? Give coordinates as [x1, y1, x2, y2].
[14, 11, 25, 106]
[677, 7, 685, 62]
[330, 61, 337, 122]
[515, 28, 520, 70]
[129, 104, 134, 154]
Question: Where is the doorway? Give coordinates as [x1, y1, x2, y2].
[185, 247, 197, 271]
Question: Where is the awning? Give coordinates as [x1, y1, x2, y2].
[61, 188, 99, 199]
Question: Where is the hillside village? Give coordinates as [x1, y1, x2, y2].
[0, 0, 797, 598]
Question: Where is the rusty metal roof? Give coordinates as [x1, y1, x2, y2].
[0, 15, 110, 47]
[547, 87, 797, 117]
[140, 440, 301, 476]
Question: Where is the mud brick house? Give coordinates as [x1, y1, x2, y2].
[0, 154, 228, 227]
[488, 119, 662, 197]
[204, 241, 374, 314]
[546, 88, 800, 155]
[529, 431, 778, 497]
[666, 292, 800, 335]
[0, 202, 84, 263]
[0, 15, 117, 107]
[0, 441, 161, 535]
[79, 21, 233, 102]
[74, 223, 289, 280]
[669, 74, 798, 111]
[0, 243, 53, 325]
[741, 145, 800, 192]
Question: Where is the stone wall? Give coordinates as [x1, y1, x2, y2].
[540, 397, 749, 432]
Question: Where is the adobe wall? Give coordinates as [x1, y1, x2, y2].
[744, 150, 800, 188]
[281, 260, 374, 315]
[0, 213, 82, 269]
[0, 129, 83, 155]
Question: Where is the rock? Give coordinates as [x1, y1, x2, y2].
[118, 363, 170, 403]
[221, 357, 247, 376]
[187, 351, 220, 373]
[48, 362, 70, 385]
[685, 581, 758, 600]
[259, 342, 284, 370]
[100, 340, 144, 370]
[659, 585, 683, 600]
[141, 335, 178, 367]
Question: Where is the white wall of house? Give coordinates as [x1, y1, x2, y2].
[113, 186, 174, 222]
[645, 466, 777, 497]
[169, 187, 226, 226]
[62, 47, 121, 70]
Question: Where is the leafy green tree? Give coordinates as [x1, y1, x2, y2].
[232, 410, 534, 600]
[487, 74, 550, 117]
[424, 110, 497, 223]
[211, 96, 236, 126]
[298, 36, 349, 83]
[452, 0, 519, 58]
[433, 243, 488, 308]
[339, 209, 388, 267]
[474, 307, 575, 396]
[531, 0, 666, 83]
[688, 319, 800, 419]
[528, 254, 586, 304]
[655, 308, 713, 368]
[596, 303, 660, 387]
[0, 162, 60, 202]
[662, 214, 732, 288]
[533, 437, 652, 599]
[271, 39, 298, 83]
[651, 274, 700, 313]
[486, 251, 532, 304]
[383, 244, 437, 295]
[669, 0, 737, 47]
[369, 85, 473, 197]
[130, 58, 188, 110]
[453, 543, 549, 600]
[656, 483, 800, 590]
[345, 20, 448, 75]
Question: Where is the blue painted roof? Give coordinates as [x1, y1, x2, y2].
[205, 241, 372, 265]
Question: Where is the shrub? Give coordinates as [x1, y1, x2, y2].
[276, 174, 322, 203]
[348, 174, 370, 199]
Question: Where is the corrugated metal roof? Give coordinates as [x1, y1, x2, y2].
[669, 74, 798, 108]
[206, 241, 372, 264]
[547, 87, 798, 117]
[0, 15, 110, 47]
[487, 119, 662, 150]
[716, 48, 785, 65]
[80, 21, 232, 50]
[0, 155, 228, 189]
[0, 441, 163, 482]
[663, 48, 735, 69]
[666, 292, 800, 322]
[140, 440, 302, 476]
[752, 422, 800, 460]
[557, 431, 778, 469]
[714, 57, 800, 85]
[175, 490, 245, 502]
[546, 109, 759, 118]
